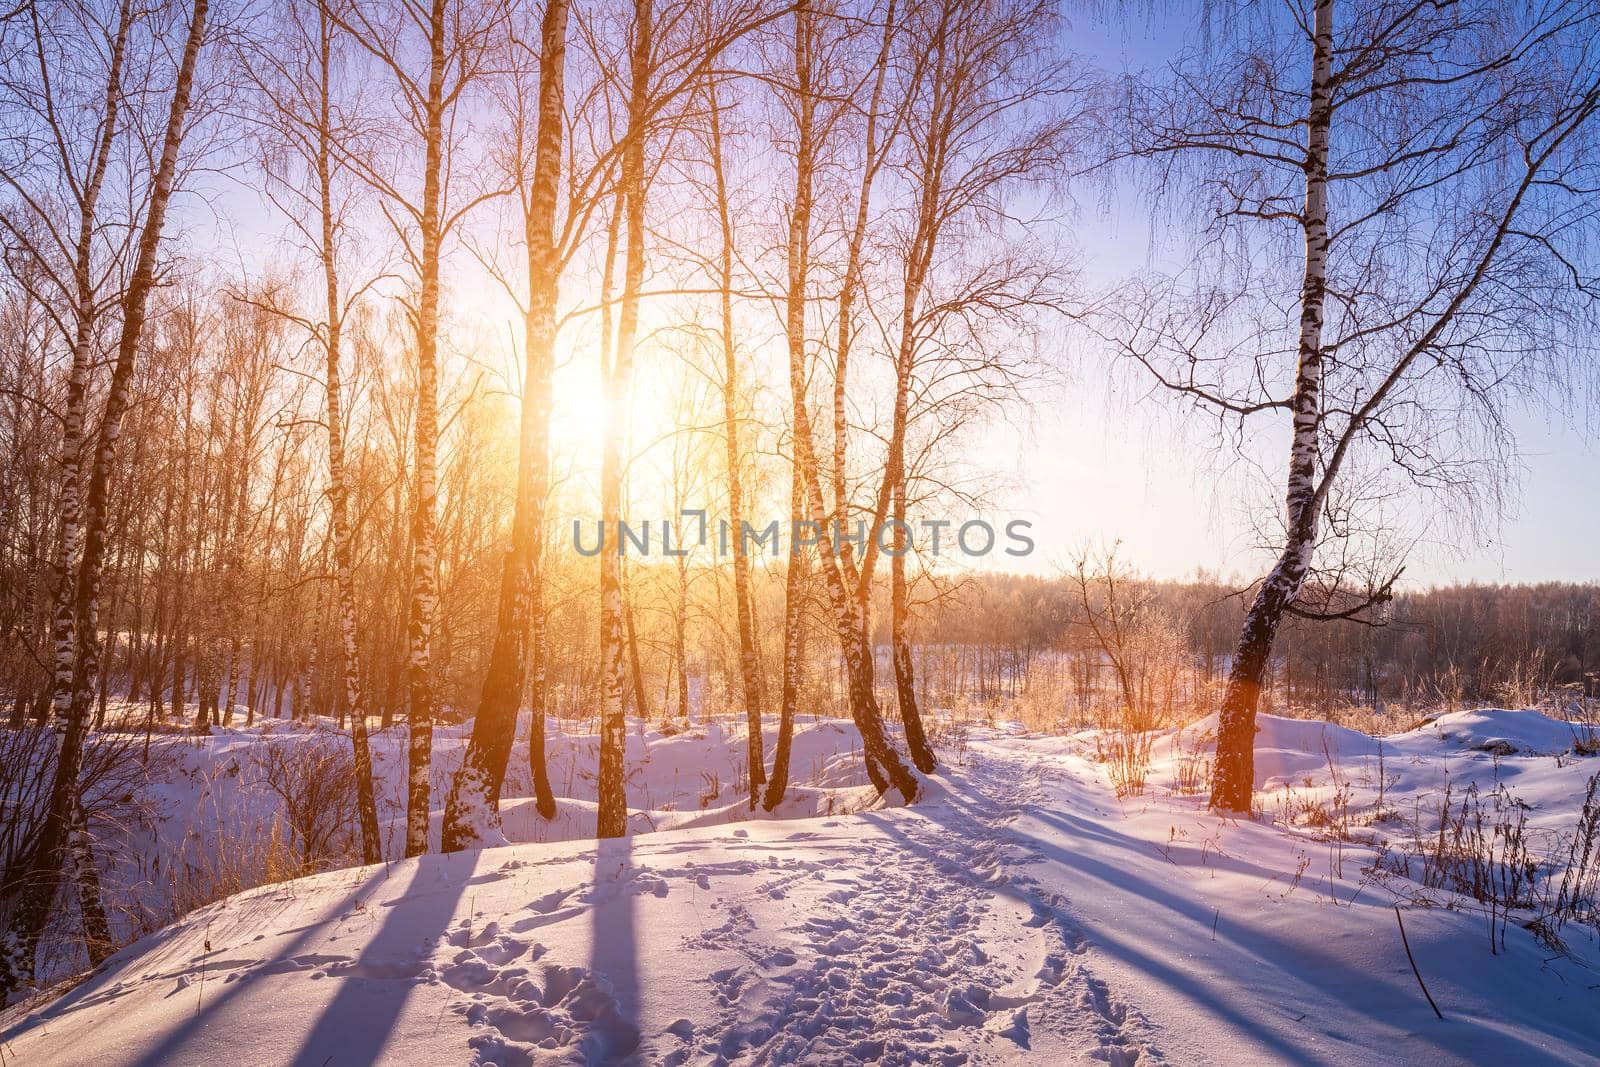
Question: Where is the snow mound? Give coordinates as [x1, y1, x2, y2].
[1411, 708, 1592, 756]
[1167, 713, 1382, 789]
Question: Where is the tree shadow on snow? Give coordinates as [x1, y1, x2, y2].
[47, 869, 387, 1067]
[1, 873, 384, 1054]
[583, 834, 643, 1063]
[894, 787, 1574, 1067]
[283, 853, 477, 1067]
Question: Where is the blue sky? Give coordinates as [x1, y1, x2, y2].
[974, 3, 1600, 587]
[988, 380, 1600, 586]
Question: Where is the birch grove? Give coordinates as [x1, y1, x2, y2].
[0, 0, 1597, 999]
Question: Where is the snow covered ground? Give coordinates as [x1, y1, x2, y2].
[5, 709, 1600, 1065]
[64, 712, 880, 953]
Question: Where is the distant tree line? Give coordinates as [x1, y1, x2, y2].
[914, 572, 1600, 723]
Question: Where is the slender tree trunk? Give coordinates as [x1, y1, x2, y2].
[596, 0, 653, 840]
[170, 386, 197, 726]
[380, 475, 406, 729]
[147, 479, 173, 722]
[300, 572, 325, 723]
[1211, 0, 1333, 812]
[781, 0, 916, 803]
[0, 0, 208, 998]
[72, 799, 112, 968]
[705, 76, 765, 804]
[673, 557, 690, 721]
[242, 433, 290, 730]
[212, 395, 251, 732]
[93, 541, 128, 732]
[528, 600, 556, 815]
[220, 634, 239, 726]
[624, 593, 648, 720]
[891, 476, 934, 772]
[299, 0, 382, 863]
[195, 614, 215, 734]
[763, 460, 807, 810]
[170, 631, 188, 722]
[44, 0, 134, 723]
[881, 247, 934, 772]
[245, 642, 260, 727]
[527, 514, 556, 819]
[126, 550, 147, 708]
[403, 0, 449, 859]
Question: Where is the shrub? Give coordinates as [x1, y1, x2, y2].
[253, 733, 359, 869]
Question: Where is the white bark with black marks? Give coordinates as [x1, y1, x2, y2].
[444, 0, 570, 850]
[1211, 0, 1334, 813]
[1, 0, 208, 998]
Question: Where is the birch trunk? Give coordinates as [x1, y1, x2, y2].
[705, 76, 764, 803]
[596, 0, 653, 840]
[442, 0, 568, 850]
[1210, 0, 1333, 812]
[528, 584, 556, 815]
[762, 458, 807, 810]
[890, 474, 933, 772]
[881, 269, 937, 770]
[44, 0, 134, 722]
[403, 0, 449, 858]
[782, 0, 917, 803]
[0, 0, 208, 998]
[849, 3, 953, 778]
[307, 1, 382, 862]
[168, 398, 195, 723]
[883, 226, 935, 772]
[625, 594, 648, 718]
[672, 552, 689, 721]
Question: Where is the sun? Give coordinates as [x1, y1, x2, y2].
[451, 269, 689, 512]
[550, 351, 612, 460]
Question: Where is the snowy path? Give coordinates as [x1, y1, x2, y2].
[409, 747, 1153, 1064]
[655, 751, 1153, 1064]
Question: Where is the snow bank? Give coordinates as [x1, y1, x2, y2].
[1408, 707, 1594, 757]
[70, 711, 879, 951]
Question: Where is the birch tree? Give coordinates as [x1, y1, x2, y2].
[442, 0, 570, 849]
[593, 0, 655, 839]
[1106, 0, 1600, 811]
[336, 0, 505, 855]
[760, 0, 895, 807]
[0, 0, 210, 998]
[0, 0, 139, 723]
[779, 0, 919, 804]
[872, 0, 1072, 774]
[240, 0, 384, 860]
[703, 68, 767, 808]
